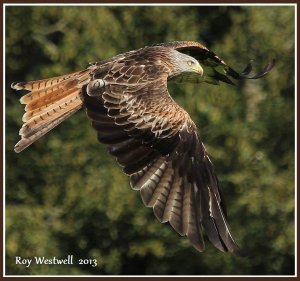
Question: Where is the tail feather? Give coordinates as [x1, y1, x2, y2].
[14, 106, 81, 153]
[12, 67, 95, 153]
[22, 88, 81, 121]
[12, 69, 89, 95]
[19, 95, 82, 138]
[24, 84, 78, 111]
[20, 71, 91, 107]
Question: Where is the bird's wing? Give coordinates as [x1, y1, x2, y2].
[155, 41, 275, 85]
[84, 60, 240, 253]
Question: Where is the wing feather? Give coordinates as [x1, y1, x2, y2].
[83, 56, 240, 254]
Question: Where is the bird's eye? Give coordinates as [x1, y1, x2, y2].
[187, 60, 195, 66]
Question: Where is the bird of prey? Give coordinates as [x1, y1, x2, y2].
[11, 41, 274, 255]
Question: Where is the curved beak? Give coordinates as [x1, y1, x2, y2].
[192, 64, 203, 76]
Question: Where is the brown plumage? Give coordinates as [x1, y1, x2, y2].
[11, 41, 274, 255]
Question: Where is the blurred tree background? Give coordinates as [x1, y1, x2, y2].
[5, 5, 294, 275]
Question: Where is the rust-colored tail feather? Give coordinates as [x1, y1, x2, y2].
[12, 68, 94, 153]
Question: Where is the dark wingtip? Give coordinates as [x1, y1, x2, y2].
[226, 58, 275, 82]
[240, 58, 276, 80]
[241, 59, 254, 76]
[250, 58, 276, 79]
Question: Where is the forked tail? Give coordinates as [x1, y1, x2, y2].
[11, 68, 93, 153]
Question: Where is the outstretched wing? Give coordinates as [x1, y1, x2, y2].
[155, 41, 275, 85]
[83, 55, 240, 254]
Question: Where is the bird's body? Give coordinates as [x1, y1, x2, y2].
[12, 41, 274, 255]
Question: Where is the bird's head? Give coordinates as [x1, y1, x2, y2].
[170, 50, 203, 78]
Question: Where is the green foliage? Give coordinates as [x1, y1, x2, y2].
[5, 5, 294, 275]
